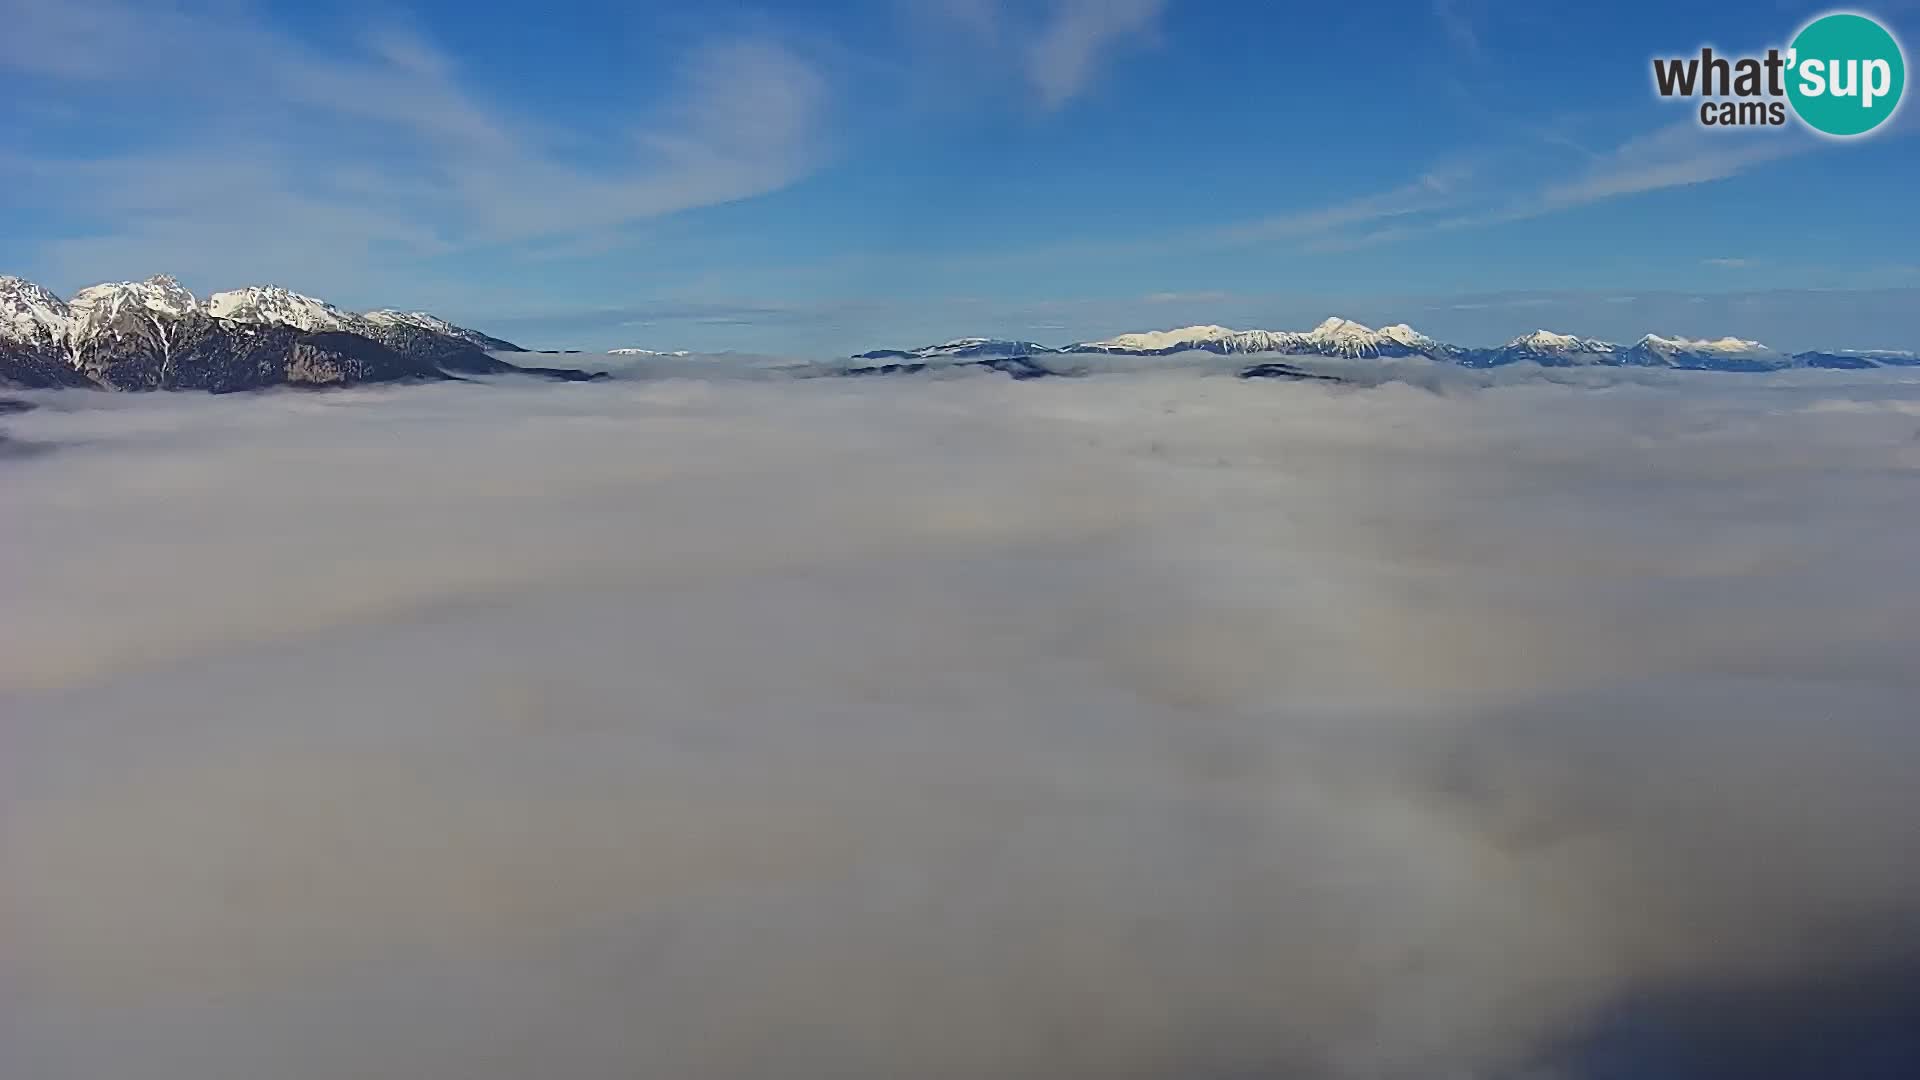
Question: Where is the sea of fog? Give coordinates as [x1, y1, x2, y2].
[3, 359, 1919, 1079]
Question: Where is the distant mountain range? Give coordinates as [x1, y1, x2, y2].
[0, 275, 604, 391]
[856, 318, 1920, 372]
[14, 283, 1916, 395]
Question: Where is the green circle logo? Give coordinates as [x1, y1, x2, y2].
[1787, 12, 1906, 136]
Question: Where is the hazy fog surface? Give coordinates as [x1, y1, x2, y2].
[4, 362, 1920, 1079]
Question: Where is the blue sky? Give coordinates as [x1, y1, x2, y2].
[2, 0, 1917, 353]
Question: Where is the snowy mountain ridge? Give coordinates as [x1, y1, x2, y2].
[0, 275, 515, 353]
[861, 318, 1917, 371]
[1635, 333, 1772, 355]
[0, 275, 72, 349]
[206, 285, 357, 333]
[1071, 318, 1442, 359]
[1508, 330, 1614, 353]
[0, 272, 612, 392]
[70, 275, 201, 323]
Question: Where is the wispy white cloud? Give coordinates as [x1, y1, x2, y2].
[1291, 120, 1826, 251]
[1519, 121, 1813, 217]
[1433, 0, 1484, 59]
[1028, 0, 1167, 109]
[1194, 116, 1815, 258]
[918, 0, 1168, 109]
[1217, 165, 1476, 247]
[0, 0, 834, 302]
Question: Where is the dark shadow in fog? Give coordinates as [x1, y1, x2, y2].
[1558, 959, 1920, 1079]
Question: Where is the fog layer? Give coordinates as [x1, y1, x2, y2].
[4, 366, 1919, 1078]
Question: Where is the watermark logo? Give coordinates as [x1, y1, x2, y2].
[1652, 10, 1906, 137]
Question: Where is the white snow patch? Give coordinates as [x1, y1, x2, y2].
[1639, 334, 1773, 355]
[208, 286, 357, 333]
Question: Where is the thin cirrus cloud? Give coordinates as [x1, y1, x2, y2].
[918, 0, 1168, 109]
[1215, 165, 1478, 247]
[1220, 119, 1825, 255]
[1027, 0, 1167, 109]
[1432, 0, 1485, 59]
[1509, 121, 1815, 219]
[0, 0, 832, 300]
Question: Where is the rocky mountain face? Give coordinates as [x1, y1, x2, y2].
[0, 340, 96, 388]
[70, 314, 446, 392]
[0, 274, 599, 392]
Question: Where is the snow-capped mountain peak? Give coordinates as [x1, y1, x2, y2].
[1302, 317, 1430, 355]
[1377, 323, 1435, 347]
[364, 310, 460, 335]
[1512, 330, 1577, 349]
[1069, 319, 1438, 358]
[362, 308, 523, 353]
[608, 347, 694, 356]
[1308, 316, 1364, 336]
[1636, 333, 1772, 355]
[1, 271, 555, 391]
[208, 285, 356, 332]
[0, 274, 74, 346]
[1506, 329, 1615, 353]
[1082, 325, 1240, 352]
[1306, 318, 1438, 357]
[68, 275, 201, 324]
[57, 276, 205, 364]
